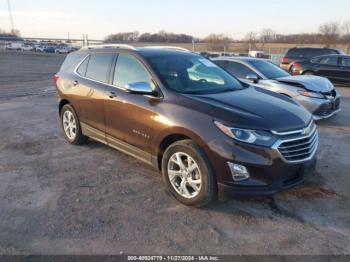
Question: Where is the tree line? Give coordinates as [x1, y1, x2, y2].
[104, 21, 350, 53]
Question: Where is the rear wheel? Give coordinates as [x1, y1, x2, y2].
[161, 140, 216, 207]
[60, 104, 88, 145]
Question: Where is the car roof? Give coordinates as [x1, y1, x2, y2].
[76, 46, 194, 57]
[213, 56, 267, 63]
[311, 54, 350, 59]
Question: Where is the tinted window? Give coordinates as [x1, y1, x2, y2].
[226, 62, 255, 79]
[145, 54, 242, 94]
[319, 56, 339, 65]
[77, 56, 89, 76]
[286, 48, 338, 59]
[113, 54, 151, 88]
[85, 53, 115, 83]
[341, 57, 350, 66]
[249, 60, 290, 79]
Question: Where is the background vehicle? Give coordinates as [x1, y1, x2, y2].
[55, 46, 70, 54]
[290, 54, 350, 86]
[5, 42, 23, 50]
[214, 57, 341, 120]
[280, 47, 345, 72]
[55, 45, 317, 207]
[44, 46, 56, 53]
[21, 45, 34, 51]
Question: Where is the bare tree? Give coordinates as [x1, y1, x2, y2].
[204, 33, 232, 52]
[319, 22, 340, 47]
[259, 29, 276, 48]
[245, 31, 258, 51]
[343, 20, 350, 54]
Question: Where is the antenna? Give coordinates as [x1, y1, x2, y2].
[7, 0, 15, 32]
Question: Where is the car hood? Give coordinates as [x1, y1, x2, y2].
[276, 75, 334, 93]
[181, 87, 311, 132]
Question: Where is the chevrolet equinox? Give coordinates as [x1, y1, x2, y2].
[55, 45, 318, 207]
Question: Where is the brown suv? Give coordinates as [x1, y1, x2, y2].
[55, 45, 318, 206]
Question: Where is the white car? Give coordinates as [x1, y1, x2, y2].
[55, 47, 70, 54]
[21, 45, 34, 51]
[5, 42, 23, 50]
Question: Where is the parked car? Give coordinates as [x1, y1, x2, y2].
[34, 45, 46, 52]
[280, 47, 345, 72]
[290, 54, 350, 86]
[44, 46, 56, 53]
[5, 42, 23, 50]
[21, 45, 34, 51]
[213, 57, 341, 120]
[55, 46, 70, 54]
[55, 45, 318, 207]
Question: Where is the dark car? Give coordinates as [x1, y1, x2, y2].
[290, 54, 350, 86]
[280, 47, 344, 72]
[55, 45, 318, 207]
[44, 46, 56, 53]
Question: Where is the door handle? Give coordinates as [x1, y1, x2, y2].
[107, 91, 118, 99]
[73, 80, 79, 86]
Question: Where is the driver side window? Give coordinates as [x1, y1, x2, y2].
[226, 62, 255, 79]
[113, 54, 152, 88]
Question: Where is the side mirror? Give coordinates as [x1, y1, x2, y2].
[125, 82, 153, 94]
[246, 74, 259, 84]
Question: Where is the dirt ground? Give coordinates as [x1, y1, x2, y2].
[0, 51, 350, 255]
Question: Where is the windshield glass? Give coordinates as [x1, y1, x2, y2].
[144, 54, 243, 94]
[249, 60, 290, 79]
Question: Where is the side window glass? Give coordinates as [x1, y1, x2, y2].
[113, 54, 151, 88]
[320, 57, 338, 66]
[76, 56, 90, 76]
[341, 58, 350, 66]
[226, 62, 255, 79]
[85, 53, 115, 83]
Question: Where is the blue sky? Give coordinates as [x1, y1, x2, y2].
[0, 0, 349, 39]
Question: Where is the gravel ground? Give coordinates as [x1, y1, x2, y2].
[0, 51, 349, 255]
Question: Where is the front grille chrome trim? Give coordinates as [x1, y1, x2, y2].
[272, 123, 319, 164]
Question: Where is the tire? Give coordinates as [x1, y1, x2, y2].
[303, 71, 314, 75]
[60, 104, 88, 145]
[161, 139, 216, 207]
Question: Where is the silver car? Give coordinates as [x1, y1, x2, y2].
[213, 57, 341, 120]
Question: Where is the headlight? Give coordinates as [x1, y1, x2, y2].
[298, 90, 324, 99]
[214, 121, 277, 147]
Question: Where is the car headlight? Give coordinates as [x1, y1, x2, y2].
[214, 121, 277, 147]
[298, 90, 324, 99]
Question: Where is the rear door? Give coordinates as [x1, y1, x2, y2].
[317, 56, 342, 82]
[339, 57, 350, 85]
[74, 52, 116, 137]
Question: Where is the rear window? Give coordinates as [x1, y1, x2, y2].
[85, 53, 115, 83]
[60, 53, 86, 72]
[286, 48, 338, 59]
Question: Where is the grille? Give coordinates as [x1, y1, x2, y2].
[277, 126, 318, 162]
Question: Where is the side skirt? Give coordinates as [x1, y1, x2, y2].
[81, 122, 156, 167]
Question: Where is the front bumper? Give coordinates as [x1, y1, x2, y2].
[205, 129, 318, 200]
[295, 92, 341, 120]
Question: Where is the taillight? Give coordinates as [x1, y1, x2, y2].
[292, 63, 301, 68]
[281, 57, 289, 64]
[53, 75, 59, 85]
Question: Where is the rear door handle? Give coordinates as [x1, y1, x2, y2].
[107, 91, 118, 99]
[73, 80, 79, 86]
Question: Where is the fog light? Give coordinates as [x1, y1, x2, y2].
[227, 162, 250, 181]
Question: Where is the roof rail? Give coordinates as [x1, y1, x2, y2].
[80, 44, 136, 50]
[143, 46, 190, 52]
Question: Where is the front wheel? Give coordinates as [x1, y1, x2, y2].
[162, 140, 216, 207]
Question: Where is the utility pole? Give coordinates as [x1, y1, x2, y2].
[7, 0, 15, 33]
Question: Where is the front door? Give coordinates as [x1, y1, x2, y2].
[104, 53, 158, 160]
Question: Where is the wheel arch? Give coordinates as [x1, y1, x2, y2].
[58, 99, 71, 115]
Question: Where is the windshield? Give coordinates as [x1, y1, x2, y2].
[249, 60, 290, 79]
[144, 54, 243, 94]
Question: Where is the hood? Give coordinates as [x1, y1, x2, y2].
[276, 75, 334, 93]
[181, 87, 311, 132]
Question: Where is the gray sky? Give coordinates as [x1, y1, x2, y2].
[0, 0, 349, 39]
